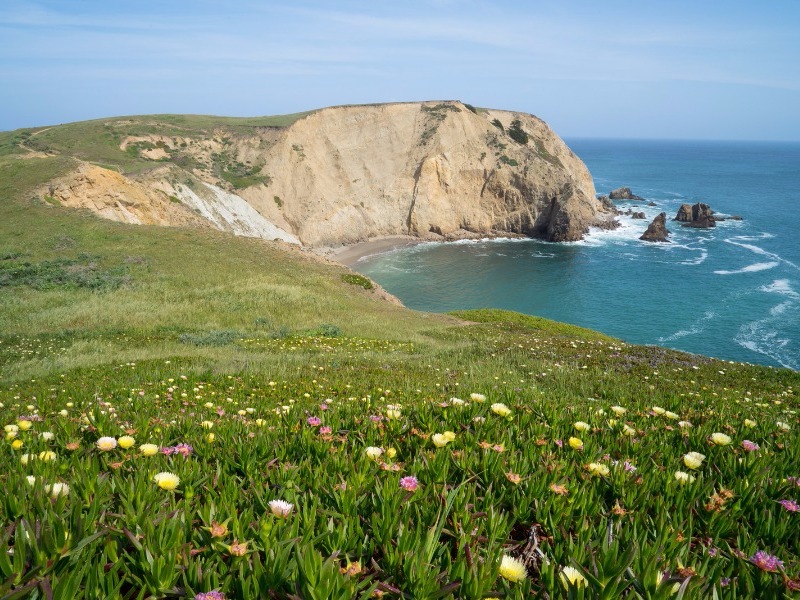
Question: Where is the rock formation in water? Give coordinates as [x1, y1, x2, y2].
[609, 187, 644, 201]
[41, 101, 617, 247]
[675, 203, 716, 228]
[640, 212, 670, 242]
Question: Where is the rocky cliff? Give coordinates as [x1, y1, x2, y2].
[42, 101, 615, 247]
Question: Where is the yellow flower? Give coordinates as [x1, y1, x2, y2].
[96, 437, 117, 451]
[652, 406, 666, 415]
[139, 443, 159, 456]
[573, 421, 590, 432]
[17, 420, 33, 431]
[4, 424, 18, 434]
[674, 471, 695, 484]
[622, 425, 637, 437]
[431, 434, 449, 448]
[499, 555, 527, 582]
[470, 393, 486, 403]
[38, 451, 57, 461]
[443, 431, 456, 442]
[118, 435, 135, 449]
[710, 432, 731, 446]
[386, 409, 401, 420]
[560, 565, 587, 588]
[491, 403, 511, 417]
[743, 419, 756, 428]
[154, 472, 180, 490]
[568, 437, 584, 450]
[683, 452, 705, 469]
[664, 411, 679, 420]
[206, 433, 216, 443]
[386, 447, 397, 459]
[201, 421, 214, 429]
[611, 406, 626, 416]
[586, 462, 609, 477]
[11, 439, 23, 450]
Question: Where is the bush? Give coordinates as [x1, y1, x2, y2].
[507, 119, 529, 145]
[341, 273, 373, 290]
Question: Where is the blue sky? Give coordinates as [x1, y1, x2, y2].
[2, 0, 799, 139]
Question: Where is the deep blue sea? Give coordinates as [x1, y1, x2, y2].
[353, 140, 800, 370]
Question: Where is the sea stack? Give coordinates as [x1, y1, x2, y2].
[640, 212, 670, 242]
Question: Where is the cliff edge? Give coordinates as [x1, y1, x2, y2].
[41, 101, 615, 246]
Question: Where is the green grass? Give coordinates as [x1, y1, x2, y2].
[0, 111, 798, 598]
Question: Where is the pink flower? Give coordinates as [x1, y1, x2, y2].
[307, 416, 322, 427]
[741, 440, 760, 452]
[195, 592, 225, 600]
[555, 439, 563, 448]
[750, 551, 784, 572]
[319, 403, 329, 411]
[319, 426, 332, 435]
[174, 443, 193, 457]
[400, 476, 419, 492]
[779, 499, 799, 513]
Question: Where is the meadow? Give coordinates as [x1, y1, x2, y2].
[1, 124, 799, 598]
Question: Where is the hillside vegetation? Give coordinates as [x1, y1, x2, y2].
[0, 115, 799, 599]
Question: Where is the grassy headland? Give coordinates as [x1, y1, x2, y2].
[0, 117, 798, 598]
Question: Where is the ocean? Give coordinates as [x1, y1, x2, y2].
[353, 139, 800, 370]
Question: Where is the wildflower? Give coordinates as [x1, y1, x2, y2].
[573, 421, 590, 432]
[206, 433, 215, 443]
[443, 431, 456, 442]
[677, 420, 692, 428]
[750, 550, 783, 572]
[400, 476, 419, 491]
[491, 403, 511, 417]
[741, 440, 760, 452]
[779, 499, 799, 513]
[319, 426, 332, 435]
[505, 472, 521, 484]
[26, 475, 36, 486]
[385, 447, 397, 459]
[307, 416, 321, 426]
[4, 424, 18, 434]
[386, 409, 401, 419]
[118, 435, 135, 449]
[586, 462, 610, 477]
[39, 451, 56, 461]
[174, 443, 193, 457]
[683, 452, 706, 469]
[20, 453, 33, 465]
[710, 432, 732, 446]
[550, 483, 569, 495]
[96, 437, 117, 451]
[652, 406, 666, 415]
[611, 406, 626, 416]
[623, 460, 637, 473]
[743, 419, 756, 428]
[268, 499, 294, 517]
[201, 421, 214, 429]
[365, 446, 384, 459]
[664, 411, 679, 420]
[209, 521, 228, 537]
[40, 431, 54, 441]
[470, 393, 486, 403]
[229, 540, 248, 557]
[622, 425, 637, 437]
[195, 591, 225, 600]
[560, 565, 587, 588]
[153, 472, 180, 490]
[674, 471, 696, 484]
[46, 482, 70, 498]
[568, 437, 584, 450]
[777, 421, 790, 431]
[139, 443, 159, 456]
[499, 555, 527, 582]
[17, 420, 32, 431]
[431, 434, 449, 448]
[449, 397, 466, 407]
[65, 441, 80, 451]
[11, 439, 23, 450]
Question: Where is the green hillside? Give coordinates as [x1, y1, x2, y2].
[1, 119, 798, 599]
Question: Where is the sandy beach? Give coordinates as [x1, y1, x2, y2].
[324, 236, 424, 267]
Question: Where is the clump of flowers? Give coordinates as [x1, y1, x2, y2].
[499, 555, 527, 582]
[586, 462, 610, 477]
[162, 443, 193, 457]
[153, 472, 180, 490]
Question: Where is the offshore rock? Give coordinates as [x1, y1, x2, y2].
[609, 187, 644, 201]
[640, 212, 670, 242]
[677, 203, 716, 228]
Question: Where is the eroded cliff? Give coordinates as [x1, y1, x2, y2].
[41, 101, 615, 246]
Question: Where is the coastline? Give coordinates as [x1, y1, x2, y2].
[316, 235, 426, 267]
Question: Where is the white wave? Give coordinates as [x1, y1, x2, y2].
[735, 317, 798, 371]
[659, 310, 717, 342]
[724, 235, 799, 271]
[760, 279, 799, 297]
[770, 300, 794, 317]
[714, 262, 779, 275]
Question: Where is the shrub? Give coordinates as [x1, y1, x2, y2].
[491, 118, 504, 131]
[507, 119, 529, 145]
[341, 273, 373, 290]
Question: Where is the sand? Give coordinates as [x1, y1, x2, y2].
[322, 236, 424, 267]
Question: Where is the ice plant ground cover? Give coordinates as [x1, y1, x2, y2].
[1, 317, 799, 599]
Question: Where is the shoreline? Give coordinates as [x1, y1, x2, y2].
[315, 236, 427, 267]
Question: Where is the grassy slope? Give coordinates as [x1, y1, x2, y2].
[0, 114, 799, 598]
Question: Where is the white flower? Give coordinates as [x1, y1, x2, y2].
[683, 451, 705, 469]
[573, 421, 590, 432]
[365, 446, 383, 460]
[46, 482, 70, 498]
[96, 437, 117, 451]
[674, 471, 695, 484]
[611, 406, 627, 416]
[710, 432, 732, 446]
[777, 421, 791, 431]
[268, 499, 294, 517]
[470, 393, 486, 403]
[491, 403, 511, 417]
[560, 565, 587, 588]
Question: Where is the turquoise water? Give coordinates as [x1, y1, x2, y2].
[354, 140, 800, 370]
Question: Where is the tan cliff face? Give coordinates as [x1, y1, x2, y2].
[40, 102, 615, 247]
